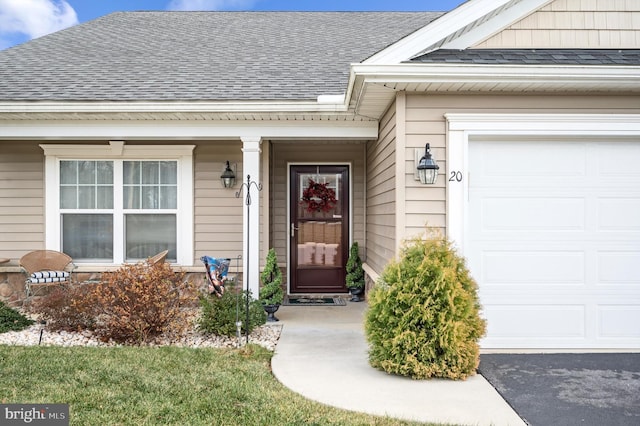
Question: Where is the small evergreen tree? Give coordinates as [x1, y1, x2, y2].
[365, 232, 486, 380]
[260, 248, 283, 305]
[346, 242, 365, 290]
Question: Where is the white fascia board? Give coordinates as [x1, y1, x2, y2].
[440, 0, 553, 50]
[365, 0, 517, 65]
[351, 63, 640, 88]
[0, 119, 378, 140]
[0, 100, 348, 114]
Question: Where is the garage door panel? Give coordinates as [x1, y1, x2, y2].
[597, 142, 640, 177]
[482, 305, 586, 339]
[598, 252, 640, 284]
[598, 306, 640, 338]
[482, 303, 640, 348]
[470, 141, 587, 180]
[476, 197, 585, 231]
[474, 248, 640, 287]
[598, 198, 640, 230]
[468, 139, 640, 349]
[481, 251, 585, 285]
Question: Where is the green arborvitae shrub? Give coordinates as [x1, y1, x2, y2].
[260, 248, 283, 305]
[198, 288, 266, 337]
[0, 301, 34, 333]
[346, 242, 365, 290]
[365, 233, 486, 380]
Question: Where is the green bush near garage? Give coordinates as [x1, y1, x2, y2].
[365, 232, 486, 380]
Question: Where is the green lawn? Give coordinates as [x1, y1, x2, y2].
[0, 344, 441, 426]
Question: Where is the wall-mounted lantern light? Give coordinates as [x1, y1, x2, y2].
[220, 161, 236, 188]
[417, 143, 439, 185]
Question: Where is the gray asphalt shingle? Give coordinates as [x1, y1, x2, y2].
[0, 11, 442, 102]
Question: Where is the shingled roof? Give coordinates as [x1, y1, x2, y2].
[409, 49, 640, 65]
[0, 11, 442, 102]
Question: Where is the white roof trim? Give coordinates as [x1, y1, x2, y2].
[439, 0, 553, 51]
[0, 119, 378, 140]
[445, 113, 640, 133]
[348, 63, 640, 119]
[351, 63, 640, 87]
[0, 99, 348, 114]
[40, 143, 196, 158]
[365, 0, 551, 65]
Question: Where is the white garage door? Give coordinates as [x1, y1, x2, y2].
[468, 139, 640, 349]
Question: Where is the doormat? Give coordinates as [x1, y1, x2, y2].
[284, 297, 346, 306]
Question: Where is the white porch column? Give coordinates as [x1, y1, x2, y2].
[240, 136, 262, 299]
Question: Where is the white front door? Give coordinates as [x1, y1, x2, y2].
[468, 139, 640, 349]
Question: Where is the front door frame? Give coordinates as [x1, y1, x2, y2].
[287, 162, 352, 295]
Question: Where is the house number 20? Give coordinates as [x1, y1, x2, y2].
[449, 171, 463, 182]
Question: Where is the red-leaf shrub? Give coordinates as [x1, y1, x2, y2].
[89, 262, 198, 344]
[28, 284, 96, 332]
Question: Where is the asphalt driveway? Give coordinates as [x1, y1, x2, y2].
[479, 353, 640, 426]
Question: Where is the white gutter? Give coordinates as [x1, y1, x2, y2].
[350, 63, 640, 88]
[0, 98, 349, 114]
[0, 119, 378, 140]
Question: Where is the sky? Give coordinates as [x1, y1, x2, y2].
[0, 0, 468, 51]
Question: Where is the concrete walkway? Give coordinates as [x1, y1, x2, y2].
[271, 302, 525, 426]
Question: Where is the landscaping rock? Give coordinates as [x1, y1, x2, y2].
[0, 314, 282, 350]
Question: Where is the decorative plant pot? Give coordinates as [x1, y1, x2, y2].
[263, 304, 280, 322]
[348, 287, 364, 302]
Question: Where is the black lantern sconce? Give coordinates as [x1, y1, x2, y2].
[417, 143, 439, 185]
[220, 161, 236, 188]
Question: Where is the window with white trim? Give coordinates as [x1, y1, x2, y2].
[42, 144, 194, 265]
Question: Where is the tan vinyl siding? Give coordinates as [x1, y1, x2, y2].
[475, 0, 640, 48]
[270, 141, 366, 266]
[366, 102, 396, 274]
[0, 140, 250, 267]
[193, 142, 244, 264]
[404, 93, 640, 240]
[0, 141, 44, 261]
[403, 94, 446, 240]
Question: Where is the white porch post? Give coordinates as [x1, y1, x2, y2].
[241, 136, 262, 299]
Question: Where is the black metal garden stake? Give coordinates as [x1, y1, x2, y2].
[38, 320, 46, 345]
[234, 254, 243, 348]
[236, 174, 262, 344]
